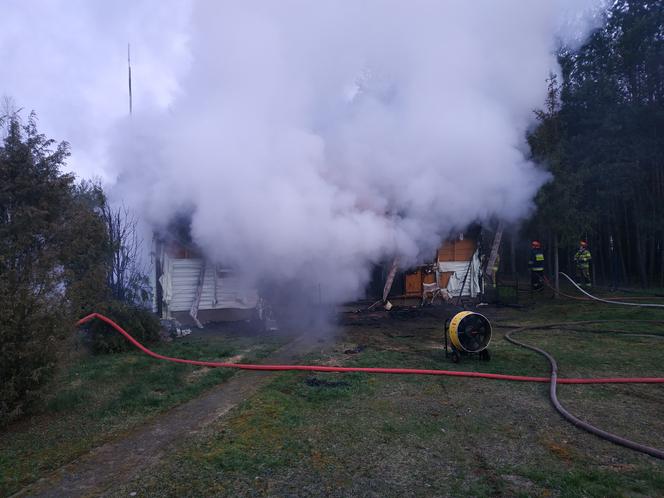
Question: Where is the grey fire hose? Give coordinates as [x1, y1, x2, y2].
[559, 272, 664, 308]
[504, 320, 664, 460]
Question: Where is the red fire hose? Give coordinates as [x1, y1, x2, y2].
[77, 313, 664, 385]
[76, 313, 664, 460]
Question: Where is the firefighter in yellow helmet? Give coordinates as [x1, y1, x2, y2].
[574, 240, 592, 287]
[528, 240, 544, 290]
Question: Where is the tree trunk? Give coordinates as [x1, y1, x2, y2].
[647, 230, 656, 284]
[660, 239, 664, 287]
[553, 233, 559, 298]
[623, 204, 633, 281]
[617, 233, 628, 287]
[510, 232, 516, 276]
[635, 224, 648, 288]
[599, 226, 608, 284]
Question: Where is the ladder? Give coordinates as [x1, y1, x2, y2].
[382, 257, 399, 303]
[485, 221, 504, 280]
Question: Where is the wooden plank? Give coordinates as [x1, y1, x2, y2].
[437, 242, 455, 261]
[423, 272, 436, 284]
[404, 271, 422, 296]
[438, 271, 453, 287]
[453, 239, 476, 261]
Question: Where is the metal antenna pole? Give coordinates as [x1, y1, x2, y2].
[128, 43, 133, 116]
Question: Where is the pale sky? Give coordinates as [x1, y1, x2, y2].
[1, 0, 604, 184]
[1, 0, 191, 180]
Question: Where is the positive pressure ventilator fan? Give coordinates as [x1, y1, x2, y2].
[445, 311, 492, 363]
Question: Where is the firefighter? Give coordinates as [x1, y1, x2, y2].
[529, 240, 545, 290]
[574, 240, 592, 287]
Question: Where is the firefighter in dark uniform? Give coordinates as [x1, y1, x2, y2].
[574, 240, 592, 287]
[529, 240, 545, 290]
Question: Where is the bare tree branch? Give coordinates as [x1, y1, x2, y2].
[99, 199, 149, 304]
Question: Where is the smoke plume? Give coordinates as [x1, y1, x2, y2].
[113, 0, 607, 301]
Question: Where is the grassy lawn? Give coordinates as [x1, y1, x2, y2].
[0, 326, 286, 496]
[105, 299, 664, 497]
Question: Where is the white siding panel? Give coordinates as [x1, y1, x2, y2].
[437, 250, 481, 297]
[169, 259, 202, 312]
[167, 259, 258, 312]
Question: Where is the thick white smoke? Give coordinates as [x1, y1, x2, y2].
[113, 0, 606, 301]
[0, 0, 189, 180]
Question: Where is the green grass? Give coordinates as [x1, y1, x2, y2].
[107, 301, 664, 497]
[4, 301, 664, 497]
[518, 290, 664, 323]
[0, 331, 285, 496]
[518, 466, 664, 498]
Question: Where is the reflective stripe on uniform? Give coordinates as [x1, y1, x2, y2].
[575, 250, 592, 269]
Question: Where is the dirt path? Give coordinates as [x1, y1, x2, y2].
[15, 335, 324, 498]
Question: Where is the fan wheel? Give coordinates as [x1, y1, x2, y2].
[448, 311, 492, 353]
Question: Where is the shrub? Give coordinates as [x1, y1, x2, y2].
[81, 301, 161, 354]
[0, 111, 73, 427]
[0, 293, 65, 427]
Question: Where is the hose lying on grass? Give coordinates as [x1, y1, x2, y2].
[543, 274, 664, 304]
[505, 321, 664, 460]
[558, 272, 664, 308]
[76, 313, 664, 459]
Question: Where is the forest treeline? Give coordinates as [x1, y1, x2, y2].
[527, 0, 664, 287]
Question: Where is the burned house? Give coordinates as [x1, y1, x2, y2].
[405, 235, 481, 300]
[151, 216, 491, 326]
[150, 234, 260, 326]
[367, 230, 486, 305]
